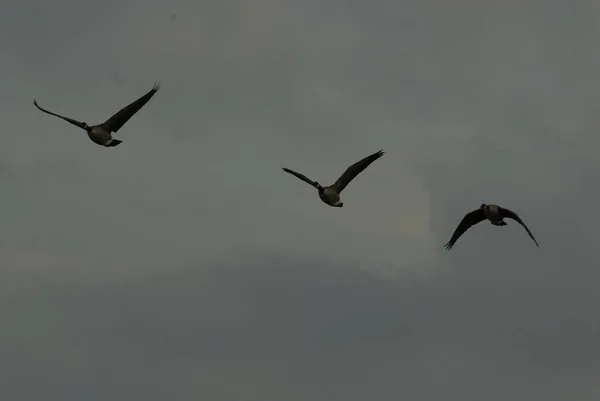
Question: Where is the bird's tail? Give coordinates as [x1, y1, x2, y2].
[105, 139, 122, 147]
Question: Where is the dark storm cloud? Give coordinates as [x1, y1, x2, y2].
[0, 254, 598, 400]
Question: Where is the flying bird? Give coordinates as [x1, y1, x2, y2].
[282, 149, 384, 207]
[32, 82, 161, 147]
[444, 203, 539, 250]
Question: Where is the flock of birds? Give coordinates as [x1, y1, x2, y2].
[32, 82, 540, 251]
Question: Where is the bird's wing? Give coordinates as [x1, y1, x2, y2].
[332, 150, 385, 193]
[32, 99, 88, 130]
[100, 82, 161, 133]
[282, 168, 318, 188]
[443, 208, 486, 250]
[499, 207, 539, 247]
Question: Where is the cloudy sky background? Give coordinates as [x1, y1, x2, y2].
[1, 0, 599, 399]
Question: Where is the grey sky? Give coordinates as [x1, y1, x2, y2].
[1, 0, 599, 400]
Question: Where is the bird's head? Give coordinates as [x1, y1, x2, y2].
[480, 203, 487, 210]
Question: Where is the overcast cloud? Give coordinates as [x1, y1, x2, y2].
[1, 0, 599, 400]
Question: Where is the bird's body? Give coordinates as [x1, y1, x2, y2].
[319, 186, 343, 207]
[444, 203, 539, 250]
[88, 126, 119, 147]
[282, 149, 384, 207]
[483, 204, 507, 226]
[33, 82, 160, 147]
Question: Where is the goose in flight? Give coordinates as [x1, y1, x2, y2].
[444, 203, 539, 250]
[32, 82, 160, 147]
[282, 149, 384, 207]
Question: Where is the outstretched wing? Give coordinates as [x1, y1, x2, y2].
[32, 99, 88, 130]
[332, 149, 384, 193]
[499, 207, 540, 247]
[282, 168, 318, 188]
[101, 82, 161, 133]
[444, 208, 486, 250]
